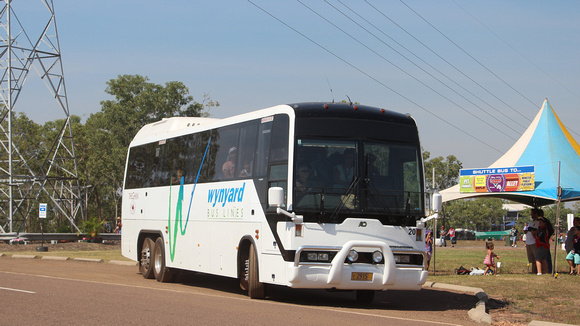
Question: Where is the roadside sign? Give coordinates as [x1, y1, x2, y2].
[39, 203, 47, 218]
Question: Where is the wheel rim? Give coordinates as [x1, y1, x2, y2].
[154, 245, 163, 274]
[141, 244, 151, 269]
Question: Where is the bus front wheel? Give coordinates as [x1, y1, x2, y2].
[247, 243, 265, 299]
[153, 237, 173, 283]
[140, 237, 155, 279]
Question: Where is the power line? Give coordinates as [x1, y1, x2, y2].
[399, 0, 540, 114]
[247, 0, 504, 154]
[327, 0, 526, 137]
[364, 0, 532, 127]
[450, 0, 580, 138]
[299, 0, 516, 141]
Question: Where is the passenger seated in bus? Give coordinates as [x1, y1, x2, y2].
[222, 147, 237, 178]
[171, 169, 184, 185]
[295, 164, 311, 201]
[239, 160, 252, 177]
[367, 153, 380, 177]
[333, 148, 355, 188]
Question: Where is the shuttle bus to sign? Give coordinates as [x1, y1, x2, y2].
[121, 102, 428, 303]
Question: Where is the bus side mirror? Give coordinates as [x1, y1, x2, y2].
[268, 187, 284, 207]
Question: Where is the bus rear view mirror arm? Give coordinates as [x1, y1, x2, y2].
[268, 187, 303, 224]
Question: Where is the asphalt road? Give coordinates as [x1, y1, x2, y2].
[0, 257, 479, 325]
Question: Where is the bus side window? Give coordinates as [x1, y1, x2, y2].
[126, 146, 148, 189]
[269, 164, 288, 207]
[237, 122, 258, 178]
[183, 131, 212, 184]
[270, 115, 289, 162]
[267, 115, 289, 202]
[255, 121, 272, 178]
[211, 126, 240, 181]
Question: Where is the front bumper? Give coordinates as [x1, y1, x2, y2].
[287, 240, 428, 290]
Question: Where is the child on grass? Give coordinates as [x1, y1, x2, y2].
[483, 241, 500, 275]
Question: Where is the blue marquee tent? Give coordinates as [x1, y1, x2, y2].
[441, 99, 580, 206]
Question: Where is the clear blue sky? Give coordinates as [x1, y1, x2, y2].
[10, 0, 580, 169]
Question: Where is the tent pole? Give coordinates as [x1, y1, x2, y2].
[553, 161, 561, 277]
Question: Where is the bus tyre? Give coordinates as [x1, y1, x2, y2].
[153, 237, 173, 283]
[355, 290, 375, 304]
[248, 243, 265, 299]
[140, 237, 155, 279]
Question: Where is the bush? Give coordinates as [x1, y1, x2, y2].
[81, 217, 105, 239]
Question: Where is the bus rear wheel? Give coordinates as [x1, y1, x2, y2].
[140, 237, 155, 279]
[247, 243, 265, 299]
[153, 237, 173, 283]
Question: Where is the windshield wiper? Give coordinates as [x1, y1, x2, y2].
[403, 192, 411, 227]
[329, 176, 362, 222]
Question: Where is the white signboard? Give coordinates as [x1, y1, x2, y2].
[39, 203, 47, 219]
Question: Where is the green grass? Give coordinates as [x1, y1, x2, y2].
[428, 240, 580, 325]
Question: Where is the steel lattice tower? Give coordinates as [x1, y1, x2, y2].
[0, 0, 82, 234]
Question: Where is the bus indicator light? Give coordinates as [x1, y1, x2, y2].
[295, 224, 303, 237]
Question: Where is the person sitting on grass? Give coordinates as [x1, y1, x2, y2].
[483, 241, 500, 275]
[566, 226, 580, 275]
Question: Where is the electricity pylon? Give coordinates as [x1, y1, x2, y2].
[0, 0, 82, 234]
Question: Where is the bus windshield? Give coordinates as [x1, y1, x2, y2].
[294, 138, 423, 224]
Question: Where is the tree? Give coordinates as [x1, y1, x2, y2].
[423, 150, 462, 190]
[573, 201, 580, 215]
[442, 198, 506, 231]
[84, 75, 217, 220]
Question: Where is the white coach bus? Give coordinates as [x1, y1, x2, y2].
[121, 102, 428, 303]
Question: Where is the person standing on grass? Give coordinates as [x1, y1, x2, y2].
[425, 230, 433, 270]
[536, 209, 554, 273]
[448, 227, 456, 247]
[565, 226, 580, 275]
[565, 217, 580, 253]
[439, 225, 447, 247]
[565, 217, 580, 274]
[525, 209, 540, 274]
[534, 217, 550, 275]
[510, 225, 518, 247]
[483, 241, 500, 275]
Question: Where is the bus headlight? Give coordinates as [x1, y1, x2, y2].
[347, 249, 359, 263]
[372, 251, 383, 263]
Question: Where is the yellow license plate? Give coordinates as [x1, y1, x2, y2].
[351, 272, 373, 281]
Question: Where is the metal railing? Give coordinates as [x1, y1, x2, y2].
[0, 233, 121, 242]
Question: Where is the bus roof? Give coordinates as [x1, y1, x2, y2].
[132, 117, 219, 143]
[289, 102, 415, 125]
[130, 102, 415, 146]
[130, 104, 293, 145]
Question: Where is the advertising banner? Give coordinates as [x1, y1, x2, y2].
[459, 166, 535, 193]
